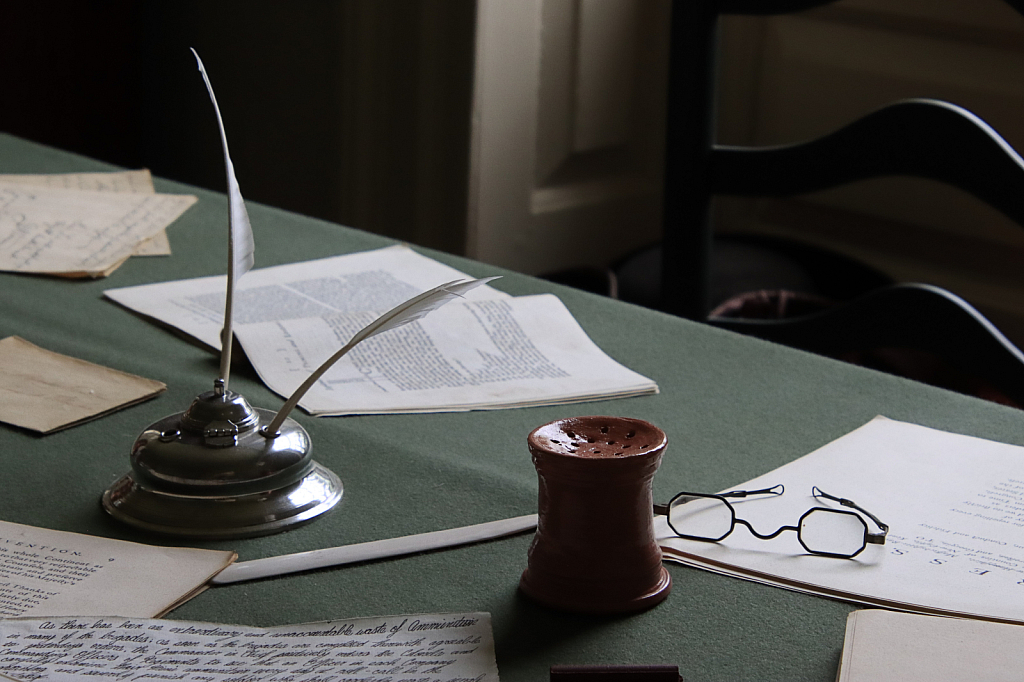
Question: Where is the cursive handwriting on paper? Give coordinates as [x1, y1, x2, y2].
[0, 613, 498, 682]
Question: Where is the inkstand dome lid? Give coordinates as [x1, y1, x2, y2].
[101, 380, 343, 539]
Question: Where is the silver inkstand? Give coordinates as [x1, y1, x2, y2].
[101, 379, 342, 539]
[102, 51, 341, 540]
[100, 51, 481, 541]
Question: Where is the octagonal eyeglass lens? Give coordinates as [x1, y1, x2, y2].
[799, 508, 869, 557]
[667, 494, 733, 541]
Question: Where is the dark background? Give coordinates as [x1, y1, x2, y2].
[0, 0, 477, 254]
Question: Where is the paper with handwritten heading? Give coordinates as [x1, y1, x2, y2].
[658, 416, 1024, 624]
[0, 613, 498, 682]
[0, 181, 194, 277]
[0, 520, 234, 619]
[0, 170, 171, 257]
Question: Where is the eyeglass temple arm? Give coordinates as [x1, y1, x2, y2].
[812, 486, 890, 543]
[653, 485, 784, 516]
[721, 484, 784, 498]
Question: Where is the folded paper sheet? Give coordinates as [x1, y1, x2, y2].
[0, 520, 235, 619]
[105, 245, 657, 415]
[0, 612, 498, 682]
[0, 176, 194, 277]
[658, 416, 1024, 624]
[837, 609, 1024, 682]
[0, 336, 166, 433]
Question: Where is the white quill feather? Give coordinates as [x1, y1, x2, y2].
[263, 277, 499, 436]
[192, 48, 256, 389]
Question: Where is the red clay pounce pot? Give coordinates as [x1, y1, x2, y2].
[519, 416, 671, 613]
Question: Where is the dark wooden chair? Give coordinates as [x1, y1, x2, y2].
[712, 284, 1024, 407]
[610, 0, 1024, 406]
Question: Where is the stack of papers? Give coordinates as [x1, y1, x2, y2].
[658, 417, 1024, 625]
[0, 171, 196, 277]
[105, 245, 657, 415]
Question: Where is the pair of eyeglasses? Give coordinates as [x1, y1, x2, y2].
[654, 485, 889, 558]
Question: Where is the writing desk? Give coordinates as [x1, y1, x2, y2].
[2, 132, 1023, 682]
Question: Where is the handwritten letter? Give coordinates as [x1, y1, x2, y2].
[0, 171, 171, 257]
[0, 612, 498, 682]
[0, 183, 194, 276]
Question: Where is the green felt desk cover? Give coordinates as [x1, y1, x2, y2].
[2, 132, 1023, 682]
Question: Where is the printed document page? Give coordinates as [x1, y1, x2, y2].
[0, 521, 235, 619]
[105, 245, 657, 414]
[104, 245, 511, 351]
[0, 612, 498, 682]
[236, 293, 657, 414]
[658, 417, 1024, 624]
